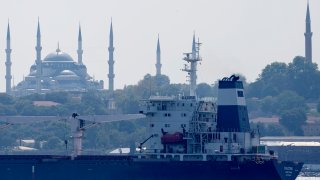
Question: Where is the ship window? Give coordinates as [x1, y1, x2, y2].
[162, 104, 167, 110]
[182, 103, 185, 106]
[150, 124, 154, 127]
[164, 113, 168, 117]
[190, 103, 193, 107]
[168, 113, 171, 117]
[165, 124, 170, 128]
[151, 113, 154, 117]
[237, 91, 244, 97]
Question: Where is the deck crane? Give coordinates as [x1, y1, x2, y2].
[0, 113, 145, 157]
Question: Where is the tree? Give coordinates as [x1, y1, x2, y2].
[0, 93, 15, 105]
[81, 91, 108, 115]
[279, 108, 307, 135]
[260, 96, 276, 114]
[44, 136, 63, 150]
[247, 62, 288, 98]
[196, 83, 213, 98]
[259, 91, 306, 115]
[0, 104, 17, 115]
[287, 56, 320, 99]
[45, 92, 69, 104]
[275, 91, 306, 113]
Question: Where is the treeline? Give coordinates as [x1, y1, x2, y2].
[247, 56, 320, 99]
[245, 56, 320, 135]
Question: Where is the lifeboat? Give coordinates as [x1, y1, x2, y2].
[161, 132, 183, 144]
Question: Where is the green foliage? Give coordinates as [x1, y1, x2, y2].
[247, 56, 320, 100]
[45, 92, 69, 104]
[0, 93, 15, 105]
[246, 98, 261, 112]
[0, 104, 17, 115]
[81, 91, 108, 115]
[196, 83, 213, 98]
[260, 91, 306, 115]
[279, 108, 307, 135]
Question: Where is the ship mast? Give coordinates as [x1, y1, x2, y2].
[182, 35, 202, 96]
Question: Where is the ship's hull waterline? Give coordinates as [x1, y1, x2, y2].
[0, 155, 303, 180]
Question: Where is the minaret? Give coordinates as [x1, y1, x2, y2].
[156, 35, 162, 76]
[305, 1, 312, 63]
[108, 21, 115, 93]
[35, 19, 42, 94]
[5, 22, 12, 95]
[77, 25, 83, 64]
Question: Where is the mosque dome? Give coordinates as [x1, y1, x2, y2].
[56, 70, 80, 80]
[29, 70, 37, 76]
[59, 70, 77, 76]
[43, 48, 74, 62]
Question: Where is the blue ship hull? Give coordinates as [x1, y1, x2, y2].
[0, 155, 303, 180]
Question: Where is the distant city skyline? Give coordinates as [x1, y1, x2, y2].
[0, 0, 319, 92]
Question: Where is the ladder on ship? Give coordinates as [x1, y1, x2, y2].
[188, 102, 205, 153]
[188, 101, 217, 154]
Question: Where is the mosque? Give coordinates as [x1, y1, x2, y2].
[4, 21, 115, 97]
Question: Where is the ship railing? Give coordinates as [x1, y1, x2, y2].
[137, 152, 275, 162]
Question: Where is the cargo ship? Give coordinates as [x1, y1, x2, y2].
[0, 75, 303, 180]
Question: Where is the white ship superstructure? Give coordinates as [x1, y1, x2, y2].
[140, 75, 264, 160]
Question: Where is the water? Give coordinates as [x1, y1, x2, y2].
[297, 164, 320, 180]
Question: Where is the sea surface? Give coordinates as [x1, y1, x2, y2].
[296, 164, 320, 180]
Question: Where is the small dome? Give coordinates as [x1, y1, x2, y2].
[56, 70, 80, 81]
[59, 70, 77, 76]
[29, 70, 37, 76]
[43, 49, 74, 62]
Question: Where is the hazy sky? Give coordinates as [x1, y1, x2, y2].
[0, 0, 318, 92]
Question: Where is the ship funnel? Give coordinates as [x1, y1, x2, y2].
[216, 75, 250, 132]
